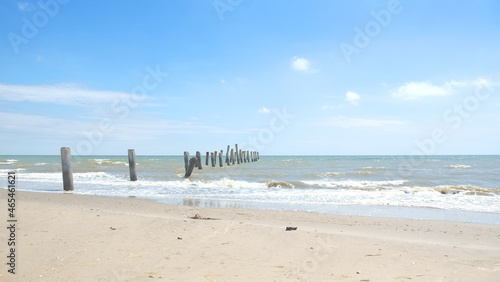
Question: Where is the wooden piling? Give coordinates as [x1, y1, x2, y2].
[184, 152, 189, 172]
[235, 144, 240, 164]
[219, 150, 223, 167]
[239, 149, 242, 164]
[60, 147, 74, 191]
[243, 151, 246, 163]
[184, 157, 197, 178]
[128, 149, 138, 181]
[247, 150, 250, 162]
[211, 152, 214, 167]
[214, 151, 218, 167]
[196, 151, 202, 169]
[206, 152, 209, 166]
[230, 149, 235, 165]
[226, 145, 230, 165]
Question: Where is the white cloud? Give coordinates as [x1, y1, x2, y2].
[0, 111, 243, 143]
[258, 107, 271, 114]
[0, 112, 91, 135]
[345, 91, 361, 106]
[0, 83, 152, 106]
[391, 78, 491, 100]
[291, 57, 310, 72]
[392, 81, 449, 100]
[318, 116, 405, 128]
[471, 77, 494, 88]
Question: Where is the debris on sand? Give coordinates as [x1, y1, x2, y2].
[190, 214, 220, 220]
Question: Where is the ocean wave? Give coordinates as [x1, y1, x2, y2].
[360, 166, 387, 170]
[405, 185, 499, 196]
[316, 172, 345, 178]
[265, 181, 294, 188]
[0, 168, 25, 173]
[356, 171, 375, 175]
[0, 159, 18, 165]
[446, 165, 471, 169]
[92, 159, 128, 166]
[301, 180, 407, 189]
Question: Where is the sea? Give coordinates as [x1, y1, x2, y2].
[1, 155, 499, 225]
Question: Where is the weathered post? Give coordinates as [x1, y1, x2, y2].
[242, 151, 246, 163]
[247, 150, 250, 162]
[210, 152, 214, 167]
[226, 145, 230, 165]
[184, 157, 197, 178]
[184, 151, 189, 172]
[60, 147, 74, 191]
[214, 151, 218, 167]
[196, 151, 202, 169]
[230, 149, 234, 165]
[205, 152, 209, 166]
[219, 150, 223, 167]
[235, 144, 240, 164]
[128, 149, 138, 181]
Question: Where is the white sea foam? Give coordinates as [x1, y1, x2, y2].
[0, 159, 18, 165]
[301, 180, 407, 189]
[92, 159, 127, 166]
[446, 165, 471, 169]
[403, 185, 499, 196]
[360, 166, 387, 170]
[318, 172, 345, 178]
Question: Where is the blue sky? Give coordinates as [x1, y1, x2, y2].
[1, 0, 499, 155]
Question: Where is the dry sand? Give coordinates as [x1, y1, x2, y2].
[1, 189, 499, 281]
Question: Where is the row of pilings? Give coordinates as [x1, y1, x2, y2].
[59, 146, 259, 191]
[183, 144, 259, 178]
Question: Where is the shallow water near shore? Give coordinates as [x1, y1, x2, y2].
[2, 155, 500, 224]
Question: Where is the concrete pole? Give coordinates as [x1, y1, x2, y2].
[184, 158, 197, 178]
[196, 151, 202, 169]
[128, 149, 138, 181]
[60, 147, 74, 191]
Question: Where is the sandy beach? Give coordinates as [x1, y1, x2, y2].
[1, 189, 499, 281]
